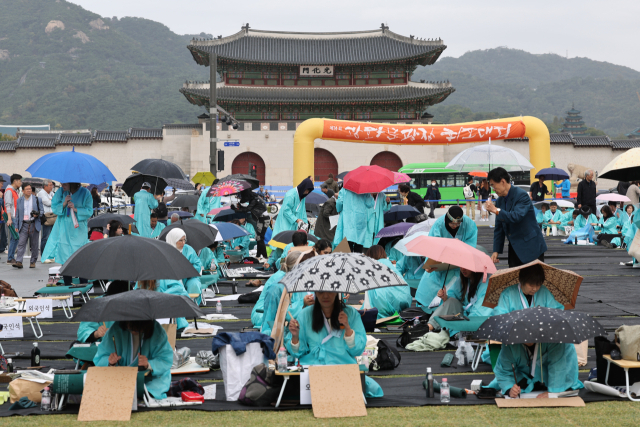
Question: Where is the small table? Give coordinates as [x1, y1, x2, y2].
[35, 283, 93, 304]
[15, 296, 74, 319]
[433, 316, 490, 372]
[0, 311, 43, 338]
[604, 355, 640, 402]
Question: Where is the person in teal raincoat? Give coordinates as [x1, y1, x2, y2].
[362, 245, 411, 319]
[271, 178, 313, 239]
[149, 213, 166, 238]
[260, 250, 316, 336]
[41, 183, 93, 264]
[426, 269, 492, 336]
[276, 231, 315, 270]
[287, 292, 383, 398]
[165, 228, 203, 304]
[396, 253, 425, 284]
[416, 206, 477, 313]
[198, 243, 221, 294]
[196, 186, 221, 223]
[134, 183, 161, 238]
[77, 281, 130, 342]
[332, 188, 374, 252]
[544, 203, 564, 232]
[367, 193, 392, 247]
[573, 206, 598, 230]
[135, 280, 191, 330]
[384, 239, 403, 263]
[488, 342, 584, 396]
[617, 205, 635, 249]
[536, 204, 551, 227]
[231, 218, 255, 258]
[252, 270, 285, 328]
[94, 320, 174, 399]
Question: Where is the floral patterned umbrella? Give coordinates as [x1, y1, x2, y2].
[279, 253, 407, 294]
[393, 172, 411, 184]
[207, 180, 251, 197]
[482, 260, 583, 310]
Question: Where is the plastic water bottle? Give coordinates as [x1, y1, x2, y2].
[216, 300, 222, 314]
[426, 367, 434, 398]
[41, 387, 51, 411]
[1, 292, 5, 306]
[413, 316, 420, 326]
[277, 347, 288, 371]
[440, 378, 450, 403]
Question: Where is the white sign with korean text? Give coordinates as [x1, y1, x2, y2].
[52, 295, 73, 309]
[299, 65, 333, 77]
[24, 299, 53, 319]
[300, 369, 312, 404]
[0, 316, 24, 338]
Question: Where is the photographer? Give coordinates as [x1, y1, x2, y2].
[13, 183, 44, 269]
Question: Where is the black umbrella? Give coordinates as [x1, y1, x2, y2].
[217, 173, 260, 190]
[74, 289, 205, 322]
[170, 211, 194, 219]
[305, 192, 329, 204]
[212, 209, 250, 222]
[270, 230, 320, 247]
[88, 213, 135, 230]
[59, 235, 199, 281]
[158, 218, 219, 251]
[384, 205, 422, 222]
[475, 307, 606, 345]
[122, 173, 167, 197]
[131, 159, 188, 181]
[337, 171, 350, 180]
[170, 194, 200, 210]
[166, 178, 196, 191]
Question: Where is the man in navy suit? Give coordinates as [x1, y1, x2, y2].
[14, 183, 44, 269]
[485, 167, 547, 267]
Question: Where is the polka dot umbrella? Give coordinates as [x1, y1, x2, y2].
[475, 306, 606, 346]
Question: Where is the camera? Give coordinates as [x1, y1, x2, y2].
[31, 210, 39, 218]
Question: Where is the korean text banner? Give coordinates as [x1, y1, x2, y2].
[321, 120, 526, 144]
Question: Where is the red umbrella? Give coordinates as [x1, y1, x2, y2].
[468, 171, 488, 178]
[343, 165, 395, 194]
[405, 236, 496, 282]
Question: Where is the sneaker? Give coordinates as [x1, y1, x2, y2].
[43, 259, 54, 264]
[12, 262, 23, 269]
[6, 259, 15, 265]
[30, 263, 36, 268]
[625, 261, 634, 266]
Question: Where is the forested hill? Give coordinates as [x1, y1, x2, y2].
[413, 48, 640, 136]
[0, 0, 208, 130]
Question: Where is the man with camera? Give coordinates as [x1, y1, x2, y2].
[13, 183, 44, 269]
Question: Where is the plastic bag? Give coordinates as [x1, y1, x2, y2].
[455, 337, 474, 366]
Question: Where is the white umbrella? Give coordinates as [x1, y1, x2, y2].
[405, 218, 436, 239]
[445, 143, 534, 173]
[533, 200, 575, 209]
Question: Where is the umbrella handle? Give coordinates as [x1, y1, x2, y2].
[441, 265, 451, 291]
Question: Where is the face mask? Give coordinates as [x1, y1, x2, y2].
[432, 183, 436, 186]
[240, 202, 249, 207]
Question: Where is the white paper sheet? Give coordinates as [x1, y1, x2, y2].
[329, 214, 339, 230]
[203, 384, 217, 400]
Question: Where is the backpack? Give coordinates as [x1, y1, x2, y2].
[238, 292, 261, 304]
[238, 363, 283, 407]
[396, 322, 431, 349]
[463, 184, 474, 198]
[154, 202, 168, 219]
[370, 340, 401, 371]
[0, 281, 18, 297]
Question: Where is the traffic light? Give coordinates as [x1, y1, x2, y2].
[217, 150, 224, 172]
[249, 163, 257, 178]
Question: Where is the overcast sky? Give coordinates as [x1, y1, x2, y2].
[71, 0, 640, 71]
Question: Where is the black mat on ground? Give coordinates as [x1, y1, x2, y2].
[2, 340, 75, 360]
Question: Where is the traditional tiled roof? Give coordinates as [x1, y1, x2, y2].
[0, 141, 17, 151]
[163, 124, 202, 129]
[180, 81, 455, 106]
[58, 133, 92, 145]
[15, 134, 58, 149]
[625, 127, 640, 138]
[551, 133, 574, 144]
[129, 128, 163, 139]
[189, 25, 446, 67]
[611, 139, 640, 150]
[93, 130, 128, 142]
[572, 136, 612, 147]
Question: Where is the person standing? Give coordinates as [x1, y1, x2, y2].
[398, 183, 425, 214]
[155, 188, 176, 225]
[424, 180, 441, 219]
[134, 183, 162, 238]
[90, 187, 101, 217]
[323, 173, 340, 193]
[463, 177, 477, 220]
[37, 180, 55, 255]
[477, 179, 491, 221]
[626, 181, 640, 206]
[233, 188, 268, 259]
[314, 189, 338, 242]
[576, 170, 597, 218]
[529, 175, 551, 202]
[271, 177, 313, 237]
[367, 192, 391, 247]
[195, 181, 221, 224]
[13, 183, 44, 268]
[333, 188, 374, 253]
[560, 178, 572, 199]
[0, 176, 6, 258]
[485, 167, 547, 267]
[4, 174, 22, 265]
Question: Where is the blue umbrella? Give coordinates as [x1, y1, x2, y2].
[212, 209, 249, 222]
[87, 183, 109, 193]
[211, 222, 249, 241]
[27, 147, 116, 184]
[383, 205, 422, 222]
[306, 192, 329, 204]
[174, 211, 194, 219]
[535, 167, 569, 181]
[375, 222, 413, 239]
[0, 173, 10, 184]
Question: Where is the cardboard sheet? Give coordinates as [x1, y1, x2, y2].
[270, 288, 290, 354]
[161, 323, 177, 349]
[78, 366, 138, 422]
[308, 365, 367, 418]
[333, 238, 351, 254]
[495, 396, 585, 408]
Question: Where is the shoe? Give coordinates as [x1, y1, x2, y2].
[6, 259, 15, 265]
[30, 263, 36, 268]
[625, 260, 634, 266]
[634, 263, 640, 269]
[12, 262, 23, 269]
[600, 240, 613, 249]
[43, 259, 54, 264]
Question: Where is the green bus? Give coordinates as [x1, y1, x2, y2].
[398, 162, 555, 205]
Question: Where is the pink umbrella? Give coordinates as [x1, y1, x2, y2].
[405, 236, 497, 282]
[208, 206, 227, 216]
[596, 193, 631, 203]
[393, 172, 411, 184]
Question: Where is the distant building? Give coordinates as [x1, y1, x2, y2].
[626, 127, 640, 139]
[0, 124, 50, 137]
[559, 104, 587, 135]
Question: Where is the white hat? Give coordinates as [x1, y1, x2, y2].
[142, 182, 151, 188]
